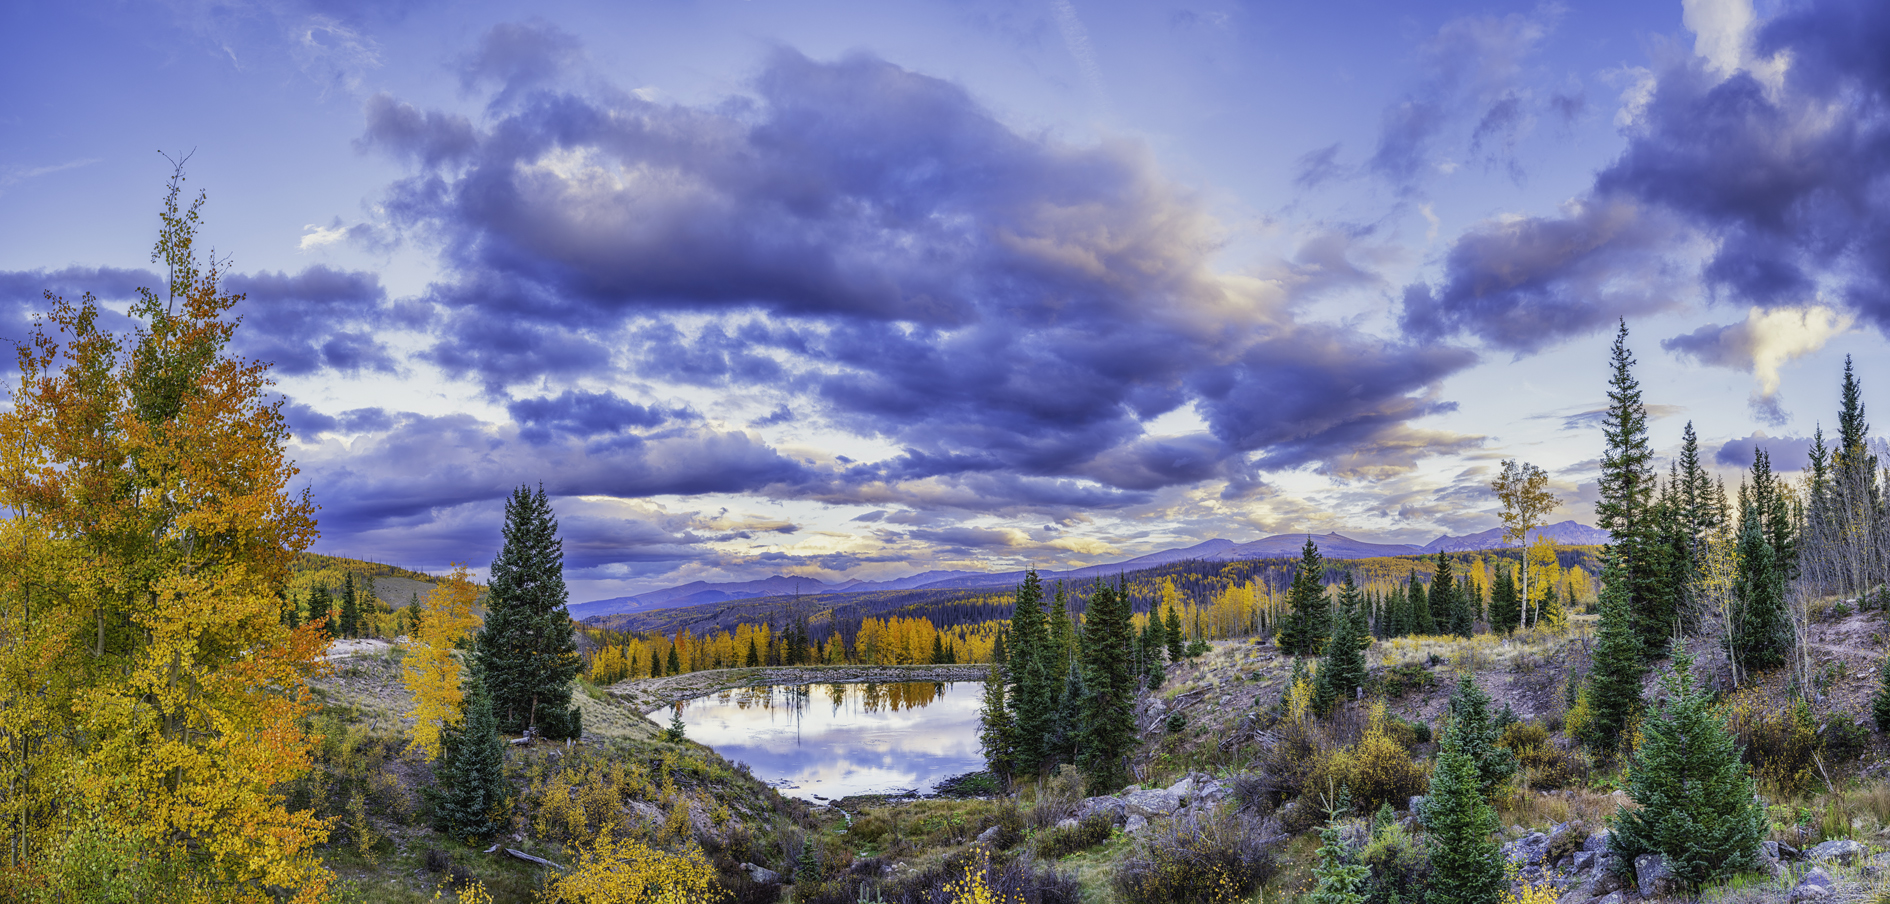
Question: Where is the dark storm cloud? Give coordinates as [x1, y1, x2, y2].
[296, 411, 813, 538]
[1400, 198, 1685, 352]
[1416, 0, 1890, 352]
[225, 265, 406, 374]
[507, 390, 697, 444]
[1716, 433, 1812, 472]
[0, 266, 154, 303]
[358, 29, 1483, 511]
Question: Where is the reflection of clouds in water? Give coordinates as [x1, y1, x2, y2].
[672, 682, 984, 799]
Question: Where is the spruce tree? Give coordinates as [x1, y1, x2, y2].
[978, 636, 1014, 781]
[1383, 581, 1410, 638]
[311, 586, 333, 636]
[1434, 553, 1468, 638]
[1873, 655, 1890, 732]
[745, 638, 760, 667]
[1077, 580, 1137, 792]
[1410, 575, 1434, 635]
[1489, 564, 1521, 634]
[1441, 673, 1515, 796]
[1610, 642, 1765, 890]
[338, 573, 360, 639]
[667, 645, 681, 675]
[1596, 320, 1666, 654]
[1730, 472, 1790, 675]
[1422, 730, 1504, 904]
[430, 672, 509, 841]
[1164, 604, 1184, 662]
[474, 484, 583, 739]
[1582, 548, 1645, 756]
[1141, 619, 1167, 689]
[1279, 538, 1330, 656]
[1315, 574, 1368, 714]
[1006, 570, 1052, 777]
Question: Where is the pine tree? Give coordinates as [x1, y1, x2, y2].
[1434, 553, 1468, 638]
[1423, 730, 1504, 904]
[1610, 641, 1765, 890]
[1315, 574, 1368, 715]
[1279, 538, 1330, 655]
[1078, 580, 1137, 792]
[745, 638, 760, 667]
[475, 484, 583, 739]
[430, 672, 510, 841]
[978, 641, 1014, 781]
[666, 645, 681, 675]
[1489, 564, 1521, 634]
[338, 573, 360, 639]
[1384, 581, 1410, 638]
[1730, 465, 1791, 676]
[1583, 548, 1645, 756]
[1006, 570, 1053, 777]
[1164, 604, 1184, 662]
[1873, 656, 1890, 732]
[1596, 320, 1666, 654]
[312, 586, 333, 636]
[1441, 673, 1515, 796]
[1141, 619, 1167, 689]
[1308, 808, 1369, 904]
[1410, 575, 1434, 635]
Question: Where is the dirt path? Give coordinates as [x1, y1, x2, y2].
[607, 664, 992, 713]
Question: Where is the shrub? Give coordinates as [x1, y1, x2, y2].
[1822, 714, 1871, 764]
[1725, 689, 1820, 795]
[1497, 722, 1585, 791]
[1034, 814, 1113, 860]
[543, 824, 723, 904]
[1358, 818, 1428, 904]
[1377, 664, 1438, 698]
[974, 804, 1026, 850]
[1112, 808, 1278, 904]
[1304, 703, 1430, 817]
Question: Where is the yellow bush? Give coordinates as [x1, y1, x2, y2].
[945, 850, 1026, 904]
[540, 824, 724, 904]
[1724, 689, 1819, 795]
[1304, 703, 1428, 815]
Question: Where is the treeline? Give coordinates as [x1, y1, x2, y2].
[583, 614, 1006, 684]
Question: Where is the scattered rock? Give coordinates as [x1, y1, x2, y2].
[1592, 892, 1625, 904]
[976, 825, 1003, 845]
[1124, 814, 1149, 834]
[1791, 866, 1835, 902]
[1076, 796, 1127, 825]
[1571, 850, 1597, 874]
[1054, 818, 1079, 831]
[1635, 853, 1681, 898]
[1809, 838, 1866, 865]
[1123, 788, 1181, 819]
[1582, 830, 1612, 853]
[741, 862, 781, 884]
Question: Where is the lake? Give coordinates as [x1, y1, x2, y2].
[666, 681, 985, 801]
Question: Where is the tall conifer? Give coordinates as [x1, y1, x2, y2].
[1314, 574, 1367, 714]
[430, 672, 509, 841]
[1583, 548, 1645, 755]
[338, 573, 360, 639]
[474, 484, 582, 739]
[1423, 732, 1504, 904]
[1410, 576, 1434, 635]
[1077, 580, 1137, 792]
[1442, 673, 1514, 795]
[1489, 564, 1521, 634]
[1596, 320, 1666, 653]
[1279, 538, 1330, 655]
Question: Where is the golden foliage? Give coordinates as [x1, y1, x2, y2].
[0, 173, 330, 899]
[402, 565, 481, 759]
[538, 824, 723, 904]
[1306, 702, 1430, 814]
[945, 850, 1026, 904]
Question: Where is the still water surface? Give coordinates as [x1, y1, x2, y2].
[668, 681, 982, 801]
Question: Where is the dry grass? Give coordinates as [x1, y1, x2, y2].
[1496, 788, 1623, 831]
[1371, 627, 1570, 673]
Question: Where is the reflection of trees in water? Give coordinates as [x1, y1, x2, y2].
[857, 681, 941, 713]
[707, 681, 956, 717]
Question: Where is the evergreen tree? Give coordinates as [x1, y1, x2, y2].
[1489, 564, 1521, 634]
[1077, 580, 1137, 792]
[1308, 808, 1369, 904]
[429, 672, 509, 841]
[1164, 604, 1184, 662]
[1873, 655, 1890, 732]
[1315, 574, 1368, 714]
[1583, 548, 1645, 755]
[1433, 553, 1467, 638]
[931, 633, 947, 665]
[1383, 581, 1410, 638]
[1596, 320, 1667, 654]
[978, 639, 1014, 781]
[284, 591, 299, 629]
[1422, 730, 1504, 904]
[746, 638, 760, 667]
[666, 645, 681, 675]
[1006, 570, 1054, 777]
[1610, 642, 1765, 890]
[1730, 465, 1791, 676]
[1410, 575, 1434, 635]
[1441, 673, 1515, 796]
[311, 586, 333, 636]
[404, 593, 423, 638]
[474, 484, 582, 739]
[651, 648, 664, 677]
[1141, 619, 1167, 689]
[338, 573, 360, 639]
[1279, 538, 1330, 655]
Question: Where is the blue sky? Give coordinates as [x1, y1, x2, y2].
[3, 0, 1886, 600]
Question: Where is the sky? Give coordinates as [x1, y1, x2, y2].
[3, 0, 1889, 601]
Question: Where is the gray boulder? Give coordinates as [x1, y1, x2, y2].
[1791, 866, 1836, 903]
[976, 825, 1003, 846]
[1571, 850, 1598, 874]
[1123, 788, 1182, 819]
[1054, 818, 1079, 831]
[1809, 838, 1866, 865]
[1076, 796, 1127, 824]
[1634, 854, 1683, 899]
[1582, 830, 1612, 853]
[741, 862, 781, 884]
[1124, 814, 1149, 834]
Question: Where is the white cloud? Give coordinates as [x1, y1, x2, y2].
[298, 222, 348, 251]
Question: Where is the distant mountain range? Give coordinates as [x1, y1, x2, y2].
[564, 520, 1608, 621]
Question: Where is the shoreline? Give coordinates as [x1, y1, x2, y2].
[604, 663, 993, 713]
